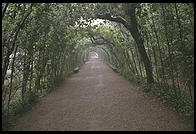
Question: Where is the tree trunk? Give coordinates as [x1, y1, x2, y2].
[130, 48, 139, 77]
[124, 50, 134, 73]
[127, 4, 154, 85]
[134, 42, 143, 80]
[2, 3, 9, 20]
[151, 12, 165, 83]
[2, 4, 34, 86]
[145, 32, 152, 62]
[7, 45, 18, 112]
[96, 3, 153, 85]
[22, 50, 27, 101]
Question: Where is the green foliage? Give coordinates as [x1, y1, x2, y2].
[2, 3, 194, 129]
[2, 90, 38, 130]
[142, 83, 153, 92]
[150, 83, 194, 118]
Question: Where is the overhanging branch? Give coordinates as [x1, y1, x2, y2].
[96, 13, 131, 30]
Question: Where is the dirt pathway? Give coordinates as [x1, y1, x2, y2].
[8, 58, 193, 131]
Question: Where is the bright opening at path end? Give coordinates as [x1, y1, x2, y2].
[89, 51, 99, 59]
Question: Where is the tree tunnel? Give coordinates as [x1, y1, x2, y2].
[2, 3, 194, 126]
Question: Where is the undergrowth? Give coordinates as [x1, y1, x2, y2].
[2, 91, 38, 130]
[118, 68, 194, 121]
[148, 82, 194, 118]
[2, 71, 73, 131]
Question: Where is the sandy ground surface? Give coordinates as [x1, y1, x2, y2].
[8, 58, 194, 131]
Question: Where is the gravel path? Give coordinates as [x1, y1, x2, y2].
[8, 58, 193, 131]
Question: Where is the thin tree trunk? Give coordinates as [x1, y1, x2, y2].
[22, 50, 27, 101]
[174, 3, 184, 43]
[165, 4, 178, 96]
[152, 46, 160, 83]
[151, 12, 165, 83]
[7, 45, 18, 112]
[124, 50, 135, 73]
[2, 4, 34, 86]
[162, 15, 175, 89]
[29, 55, 34, 92]
[145, 32, 152, 62]
[2, 3, 9, 20]
[130, 49, 139, 77]
[187, 81, 193, 104]
[134, 43, 143, 80]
